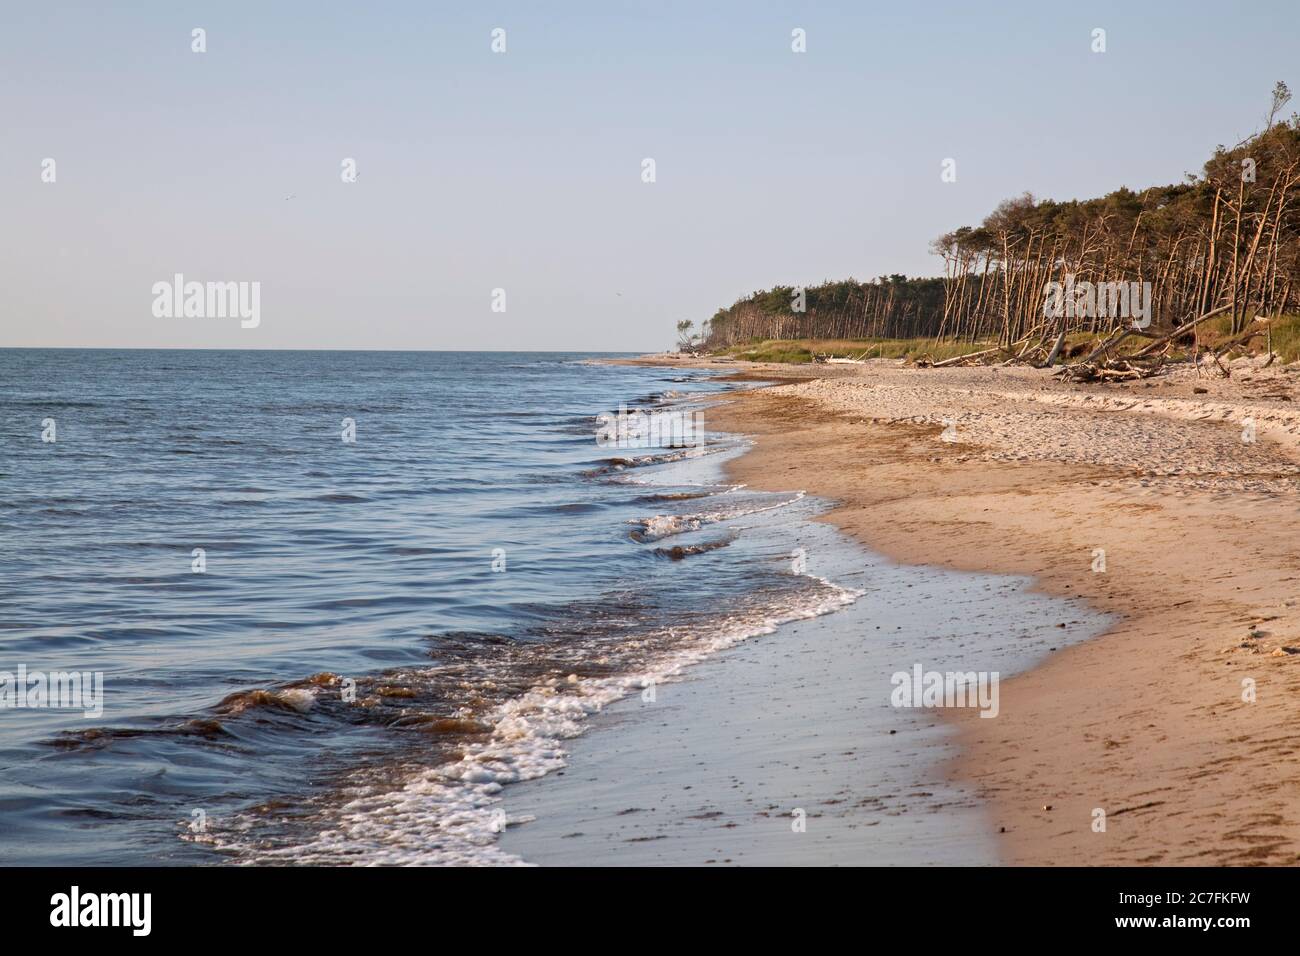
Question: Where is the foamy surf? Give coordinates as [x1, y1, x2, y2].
[188, 391, 856, 867]
[6, 351, 823, 867]
[203, 578, 860, 866]
[630, 491, 806, 542]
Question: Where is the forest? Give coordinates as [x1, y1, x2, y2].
[695, 84, 1300, 366]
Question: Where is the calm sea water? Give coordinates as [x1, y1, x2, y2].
[0, 349, 856, 864]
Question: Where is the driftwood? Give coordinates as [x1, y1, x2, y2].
[1129, 303, 1233, 358]
[1212, 322, 1267, 357]
[1043, 324, 1070, 367]
[928, 345, 1005, 368]
[1058, 355, 1167, 383]
[925, 329, 1041, 368]
[1045, 302, 1237, 383]
[917, 303, 1251, 378]
[1072, 327, 1138, 366]
[1016, 324, 1049, 360]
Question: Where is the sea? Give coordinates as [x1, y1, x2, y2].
[0, 349, 865, 864]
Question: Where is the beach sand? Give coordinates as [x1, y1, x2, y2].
[507, 354, 1300, 865]
[690, 354, 1300, 865]
[501, 480, 1103, 865]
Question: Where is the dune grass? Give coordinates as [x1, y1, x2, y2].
[721, 337, 999, 365]
[714, 317, 1300, 367]
[1195, 313, 1300, 363]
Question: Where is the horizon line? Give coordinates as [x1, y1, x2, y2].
[0, 346, 658, 354]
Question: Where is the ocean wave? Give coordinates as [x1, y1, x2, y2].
[629, 491, 806, 542]
[200, 578, 861, 865]
[653, 537, 732, 560]
[0, 351, 766, 865]
[582, 442, 725, 478]
[632, 490, 717, 503]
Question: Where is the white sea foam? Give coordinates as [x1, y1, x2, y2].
[212, 578, 860, 866]
[276, 689, 316, 713]
[205, 411, 835, 865]
[632, 491, 807, 541]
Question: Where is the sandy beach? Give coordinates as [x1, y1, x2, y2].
[501, 479, 1102, 865]
[604, 353, 1300, 865]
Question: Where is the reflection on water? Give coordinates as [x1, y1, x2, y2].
[1, 349, 853, 864]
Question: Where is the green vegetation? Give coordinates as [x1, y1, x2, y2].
[722, 337, 1000, 364]
[710, 318, 1300, 367]
[694, 84, 1300, 366]
[1260, 314, 1300, 362]
[1201, 312, 1300, 362]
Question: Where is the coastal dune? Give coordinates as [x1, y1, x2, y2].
[704, 357, 1300, 865]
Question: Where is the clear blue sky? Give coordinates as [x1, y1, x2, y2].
[2, 0, 1295, 350]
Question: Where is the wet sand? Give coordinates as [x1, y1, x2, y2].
[692, 355, 1300, 865]
[506, 354, 1300, 864]
[501, 494, 1103, 865]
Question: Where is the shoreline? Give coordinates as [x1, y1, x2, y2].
[501, 419, 1103, 865]
[688, 355, 1300, 865]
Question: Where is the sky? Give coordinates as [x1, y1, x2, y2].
[2, 0, 1297, 351]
